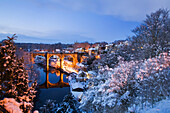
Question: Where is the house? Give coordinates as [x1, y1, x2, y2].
[55, 49, 60, 53]
[88, 47, 98, 56]
[74, 48, 85, 53]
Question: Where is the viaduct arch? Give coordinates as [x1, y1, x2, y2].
[31, 52, 84, 72]
[31, 52, 84, 88]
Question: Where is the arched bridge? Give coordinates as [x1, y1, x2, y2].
[31, 52, 84, 72]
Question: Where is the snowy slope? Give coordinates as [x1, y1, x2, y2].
[140, 98, 170, 113]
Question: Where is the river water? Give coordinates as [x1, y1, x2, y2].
[33, 65, 70, 110]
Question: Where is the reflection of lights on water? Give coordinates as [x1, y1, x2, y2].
[56, 73, 60, 77]
[56, 72, 60, 77]
[55, 70, 60, 76]
[50, 70, 55, 74]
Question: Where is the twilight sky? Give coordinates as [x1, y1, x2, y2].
[0, 0, 169, 43]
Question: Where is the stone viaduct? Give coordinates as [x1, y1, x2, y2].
[31, 52, 84, 72]
[31, 52, 85, 88]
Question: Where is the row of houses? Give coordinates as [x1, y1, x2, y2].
[71, 40, 130, 56]
[32, 40, 130, 56]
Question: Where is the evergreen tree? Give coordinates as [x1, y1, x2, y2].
[0, 35, 17, 99]
[40, 93, 81, 113]
[0, 35, 37, 112]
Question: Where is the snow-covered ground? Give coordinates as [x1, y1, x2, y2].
[34, 55, 45, 64]
[139, 98, 170, 113]
[68, 71, 89, 100]
[0, 98, 22, 113]
[0, 98, 40, 113]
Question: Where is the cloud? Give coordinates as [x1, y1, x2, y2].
[0, 33, 50, 43]
[0, 25, 51, 37]
[0, 24, 96, 43]
[35, 0, 170, 22]
[0, 29, 95, 44]
[98, 0, 170, 21]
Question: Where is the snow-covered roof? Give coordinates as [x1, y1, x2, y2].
[71, 82, 83, 89]
[71, 92, 83, 99]
[88, 48, 97, 50]
[77, 63, 85, 67]
[35, 55, 45, 59]
[88, 71, 97, 75]
[78, 70, 84, 74]
[106, 44, 113, 46]
[76, 48, 83, 51]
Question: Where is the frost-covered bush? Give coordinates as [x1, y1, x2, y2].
[40, 93, 81, 113]
[80, 53, 169, 113]
[80, 57, 141, 113]
[135, 52, 170, 110]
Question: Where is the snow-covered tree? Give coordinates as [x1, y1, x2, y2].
[13, 58, 37, 112]
[130, 9, 169, 58]
[40, 93, 81, 113]
[80, 57, 141, 113]
[15, 48, 40, 82]
[0, 35, 17, 99]
[0, 35, 37, 112]
[136, 52, 170, 109]
[80, 52, 169, 113]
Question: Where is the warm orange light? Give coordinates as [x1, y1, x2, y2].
[95, 55, 100, 59]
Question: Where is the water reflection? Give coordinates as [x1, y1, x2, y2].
[36, 64, 69, 86]
[33, 64, 70, 110]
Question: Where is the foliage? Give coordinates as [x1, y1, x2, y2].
[40, 93, 82, 113]
[80, 53, 169, 113]
[129, 9, 169, 59]
[0, 35, 17, 99]
[15, 47, 40, 81]
[91, 53, 118, 71]
[0, 35, 37, 112]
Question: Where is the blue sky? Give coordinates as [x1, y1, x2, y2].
[0, 0, 169, 43]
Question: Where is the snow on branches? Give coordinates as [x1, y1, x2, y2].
[0, 35, 37, 113]
[80, 52, 170, 113]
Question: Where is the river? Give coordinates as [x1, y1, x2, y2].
[33, 64, 70, 110]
